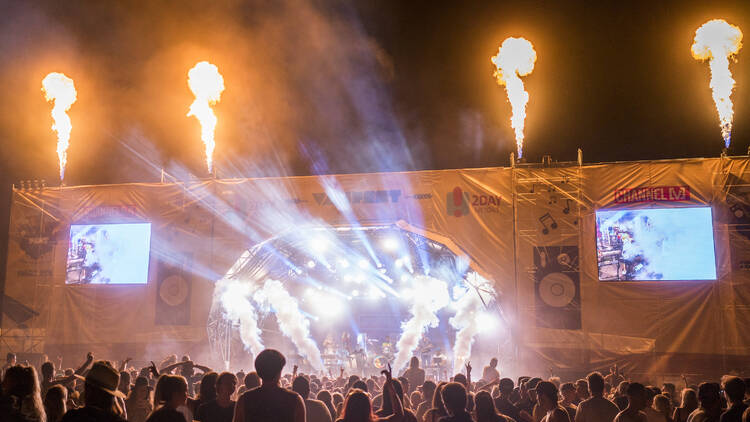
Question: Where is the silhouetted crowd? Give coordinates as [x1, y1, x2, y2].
[0, 350, 747, 422]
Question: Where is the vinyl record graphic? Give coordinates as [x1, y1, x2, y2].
[533, 246, 581, 329]
[159, 275, 189, 307]
[538, 272, 576, 307]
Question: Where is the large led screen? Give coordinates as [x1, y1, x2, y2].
[66, 223, 152, 284]
[596, 207, 716, 281]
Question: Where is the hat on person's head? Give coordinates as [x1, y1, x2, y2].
[85, 361, 126, 398]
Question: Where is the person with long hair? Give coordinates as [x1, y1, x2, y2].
[44, 385, 67, 422]
[423, 382, 448, 422]
[337, 365, 404, 422]
[476, 391, 513, 422]
[0, 365, 46, 422]
[673, 389, 697, 422]
[61, 361, 126, 422]
[146, 375, 188, 422]
[126, 376, 153, 422]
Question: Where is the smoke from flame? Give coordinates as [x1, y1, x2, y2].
[491, 37, 536, 159]
[393, 276, 450, 372]
[42, 72, 77, 181]
[692, 19, 743, 149]
[187, 61, 225, 174]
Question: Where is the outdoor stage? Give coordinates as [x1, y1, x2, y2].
[3, 155, 750, 380]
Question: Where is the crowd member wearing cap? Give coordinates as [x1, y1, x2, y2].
[517, 378, 542, 421]
[0, 365, 46, 422]
[575, 372, 620, 422]
[61, 360, 127, 422]
[232, 349, 305, 422]
[534, 381, 570, 422]
[614, 383, 648, 422]
[146, 374, 189, 422]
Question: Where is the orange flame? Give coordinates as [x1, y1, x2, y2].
[692, 19, 743, 149]
[42, 72, 77, 181]
[491, 37, 536, 159]
[187, 61, 225, 174]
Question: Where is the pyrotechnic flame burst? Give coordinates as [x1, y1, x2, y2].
[187, 61, 225, 174]
[491, 37, 536, 159]
[42, 72, 77, 181]
[692, 19, 743, 149]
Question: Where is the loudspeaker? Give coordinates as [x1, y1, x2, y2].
[533, 246, 581, 330]
[155, 257, 192, 326]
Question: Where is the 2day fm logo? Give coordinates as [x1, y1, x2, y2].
[446, 187, 503, 217]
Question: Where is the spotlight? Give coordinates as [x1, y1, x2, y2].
[316, 295, 344, 318]
[337, 258, 350, 268]
[394, 258, 404, 268]
[358, 259, 369, 269]
[400, 274, 409, 283]
[310, 236, 328, 253]
[306, 260, 316, 269]
[351, 289, 360, 297]
[381, 236, 399, 252]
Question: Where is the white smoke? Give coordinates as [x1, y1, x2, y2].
[393, 276, 450, 372]
[449, 285, 484, 370]
[255, 279, 325, 370]
[217, 279, 265, 356]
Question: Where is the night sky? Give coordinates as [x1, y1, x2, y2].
[1, 0, 749, 282]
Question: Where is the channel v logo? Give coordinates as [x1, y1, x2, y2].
[447, 187, 470, 217]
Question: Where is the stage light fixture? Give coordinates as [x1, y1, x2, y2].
[310, 236, 328, 253]
[306, 260, 316, 269]
[351, 289, 360, 297]
[381, 236, 399, 252]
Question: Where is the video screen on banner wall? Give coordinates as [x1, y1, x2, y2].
[66, 223, 152, 284]
[596, 207, 716, 281]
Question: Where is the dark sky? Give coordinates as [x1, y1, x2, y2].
[1, 0, 749, 280]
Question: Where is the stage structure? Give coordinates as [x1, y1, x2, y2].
[3, 156, 750, 379]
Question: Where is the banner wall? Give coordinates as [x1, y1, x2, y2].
[3, 158, 748, 376]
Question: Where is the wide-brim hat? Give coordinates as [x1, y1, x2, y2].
[86, 361, 126, 398]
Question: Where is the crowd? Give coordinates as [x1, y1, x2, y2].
[0, 349, 748, 422]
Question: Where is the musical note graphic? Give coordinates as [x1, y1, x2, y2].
[539, 213, 558, 235]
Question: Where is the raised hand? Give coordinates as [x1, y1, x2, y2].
[86, 352, 94, 362]
[293, 365, 298, 376]
[340, 367, 344, 377]
[381, 363, 393, 381]
[466, 362, 472, 375]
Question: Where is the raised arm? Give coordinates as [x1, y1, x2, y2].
[466, 362, 472, 391]
[382, 365, 404, 421]
[74, 352, 94, 375]
[119, 357, 132, 373]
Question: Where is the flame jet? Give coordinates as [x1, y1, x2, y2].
[42, 72, 77, 181]
[491, 37, 537, 159]
[187, 61, 225, 174]
[692, 19, 743, 149]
